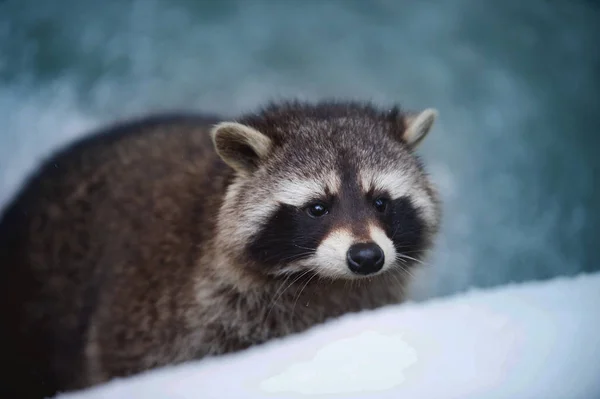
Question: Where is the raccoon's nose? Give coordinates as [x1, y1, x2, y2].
[346, 243, 385, 275]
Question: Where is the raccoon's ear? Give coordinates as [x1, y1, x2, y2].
[402, 108, 438, 148]
[211, 122, 273, 175]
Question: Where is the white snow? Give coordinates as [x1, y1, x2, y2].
[58, 272, 600, 399]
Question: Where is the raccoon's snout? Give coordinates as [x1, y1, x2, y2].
[346, 242, 385, 275]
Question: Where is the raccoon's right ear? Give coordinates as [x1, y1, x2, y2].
[402, 108, 438, 148]
[211, 122, 273, 175]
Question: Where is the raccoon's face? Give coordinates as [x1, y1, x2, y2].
[212, 101, 441, 281]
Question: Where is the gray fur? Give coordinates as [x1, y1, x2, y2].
[0, 100, 441, 399]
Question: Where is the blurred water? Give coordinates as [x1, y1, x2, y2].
[1, 0, 598, 300]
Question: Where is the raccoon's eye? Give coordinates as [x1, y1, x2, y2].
[373, 197, 388, 213]
[305, 202, 329, 218]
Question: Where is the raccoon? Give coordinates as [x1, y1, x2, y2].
[0, 100, 441, 398]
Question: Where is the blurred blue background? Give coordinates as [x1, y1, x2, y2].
[1, 0, 598, 300]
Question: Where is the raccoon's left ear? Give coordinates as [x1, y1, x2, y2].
[211, 122, 273, 175]
[402, 108, 438, 148]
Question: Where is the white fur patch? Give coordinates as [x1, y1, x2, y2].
[274, 178, 325, 207]
[310, 226, 396, 279]
[218, 179, 279, 243]
[369, 225, 397, 272]
[403, 108, 438, 147]
[312, 229, 356, 279]
[274, 173, 340, 207]
[361, 169, 412, 199]
[323, 172, 342, 194]
[409, 187, 438, 226]
[211, 122, 272, 159]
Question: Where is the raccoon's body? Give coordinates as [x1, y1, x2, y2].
[0, 100, 441, 398]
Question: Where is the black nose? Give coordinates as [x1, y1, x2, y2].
[346, 242, 385, 275]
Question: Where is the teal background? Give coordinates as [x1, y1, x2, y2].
[1, 0, 598, 299]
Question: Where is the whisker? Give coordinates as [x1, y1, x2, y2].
[262, 251, 315, 264]
[389, 264, 415, 281]
[396, 253, 427, 266]
[391, 226, 425, 238]
[268, 272, 293, 300]
[292, 244, 316, 252]
[289, 270, 318, 324]
[265, 270, 310, 320]
[391, 259, 417, 279]
[386, 268, 404, 288]
[280, 252, 314, 262]
[395, 249, 426, 255]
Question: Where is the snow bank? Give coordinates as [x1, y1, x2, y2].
[59, 272, 600, 399]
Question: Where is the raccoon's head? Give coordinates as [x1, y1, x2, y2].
[211, 100, 441, 282]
